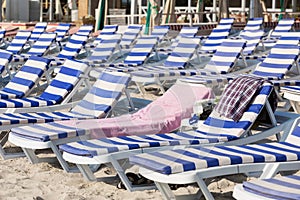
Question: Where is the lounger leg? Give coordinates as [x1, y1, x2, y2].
[195, 174, 215, 200]
[110, 158, 156, 191]
[49, 142, 78, 172]
[259, 163, 280, 179]
[77, 164, 97, 181]
[0, 132, 25, 159]
[155, 182, 176, 200]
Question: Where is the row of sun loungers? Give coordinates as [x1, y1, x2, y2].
[0, 18, 300, 199]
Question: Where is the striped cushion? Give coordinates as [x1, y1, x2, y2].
[76, 25, 93, 36]
[0, 72, 130, 134]
[6, 31, 32, 54]
[0, 59, 87, 108]
[242, 175, 300, 199]
[28, 22, 48, 42]
[119, 24, 143, 47]
[239, 30, 264, 55]
[49, 34, 88, 66]
[55, 23, 71, 42]
[70, 71, 131, 117]
[270, 18, 294, 37]
[0, 56, 50, 99]
[12, 32, 57, 62]
[129, 141, 300, 175]
[97, 36, 158, 70]
[0, 50, 12, 76]
[151, 25, 170, 42]
[92, 25, 119, 45]
[85, 34, 122, 65]
[243, 18, 263, 31]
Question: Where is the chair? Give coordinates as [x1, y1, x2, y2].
[0, 56, 51, 99]
[8, 82, 214, 171]
[53, 23, 72, 48]
[0, 28, 7, 48]
[150, 25, 170, 44]
[157, 26, 200, 53]
[199, 18, 235, 54]
[230, 17, 263, 38]
[89, 36, 159, 78]
[179, 32, 300, 87]
[131, 38, 246, 94]
[12, 32, 57, 64]
[0, 50, 13, 77]
[262, 18, 295, 47]
[233, 174, 300, 200]
[56, 76, 296, 192]
[87, 25, 119, 48]
[129, 113, 300, 200]
[0, 71, 131, 160]
[27, 22, 48, 43]
[5, 30, 32, 54]
[75, 25, 94, 36]
[119, 24, 143, 49]
[83, 34, 122, 66]
[0, 59, 89, 113]
[47, 33, 89, 66]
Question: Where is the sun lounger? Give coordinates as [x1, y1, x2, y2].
[8, 82, 214, 172]
[27, 22, 48, 43]
[119, 24, 143, 49]
[55, 76, 294, 191]
[131, 38, 246, 94]
[5, 30, 32, 54]
[12, 32, 57, 64]
[179, 32, 300, 88]
[85, 25, 119, 49]
[0, 56, 51, 99]
[0, 71, 131, 160]
[233, 174, 300, 200]
[0, 59, 89, 113]
[129, 113, 300, 199]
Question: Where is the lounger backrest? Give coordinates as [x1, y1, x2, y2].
[243, 17, 263, 31]
[203, 39, 246, 74]
[2, 56, 50, 98]
[70, 71, 131, 118]
[164, 37, 200, 69]
[94, 25, 119, 44]
[0, 29, 6, 42]
[123, 36, 158, 66]
[28, 22, 48, 42]
[0, 50, 12, 75]
[57, 34, 88, 60]
[196, 81, 273, 140]
[120, 24, 143, 47]
[201, 18, 234, 52]
[26, 32, 57, 56]
[88, 34, 122, 62]
[55, 23, 71, 42]
[39, 59, 88, 104]
[151, 25, 170, 41]
[76, 25, 93, 36]
[252, 33, 300, 79]
[178, 26, 199, 38]
[271, 18, 295, 37]
[6, 31, 31, 54]
[240, 30, 264, 55]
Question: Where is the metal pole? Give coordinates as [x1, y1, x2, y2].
[241, 0, 246, 22]
[40, 0, 43, 21]
[292, 0, 297, 12]
[249, 0, 254, 18]
[212, 0, 216, 22]
[130, 0, 136, 24]
[49, 0, 53, 21]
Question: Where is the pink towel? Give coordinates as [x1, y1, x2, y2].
[61, 83, 214, 138]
